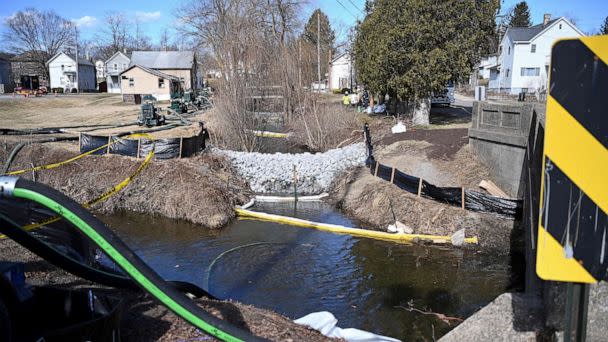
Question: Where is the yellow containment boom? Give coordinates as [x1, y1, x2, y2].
[235, 208, 478, 245]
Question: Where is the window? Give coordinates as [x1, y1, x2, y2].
[531, 44, 536, 53]
[521, 67, 540, 76]
[114, 64, 117, 71]
[506, 69, 510, 78]
[559, 24, 562, 29]
[129, 77, 134, 87]
[158, 78, 165, 88]
[508, 46, 511, 55]
[61, 64, 64, 71]
[123, 63, 126, 69]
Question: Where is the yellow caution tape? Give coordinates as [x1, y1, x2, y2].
[235, 208, 478, 245]
[1, 133, 155, 238]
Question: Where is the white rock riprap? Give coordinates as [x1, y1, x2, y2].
[217, 143, 367, 194]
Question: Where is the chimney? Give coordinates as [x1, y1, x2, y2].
[543, 14, 551, 26]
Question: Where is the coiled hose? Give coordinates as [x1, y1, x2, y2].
[0, 176, 264, 342]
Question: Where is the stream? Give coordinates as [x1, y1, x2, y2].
[101, 202, 515, 340]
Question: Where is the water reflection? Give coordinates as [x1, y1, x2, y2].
[100, 202, 512, 340]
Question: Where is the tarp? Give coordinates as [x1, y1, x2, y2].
[80, 128, 207, 159]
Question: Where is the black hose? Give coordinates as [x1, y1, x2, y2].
[8, 178, 263, 341]
[0, 210, 216, 299]
[2, 137, 79, 174]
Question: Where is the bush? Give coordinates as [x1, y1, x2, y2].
[331, 88, 342, 94]
[51, 87, 64, 93]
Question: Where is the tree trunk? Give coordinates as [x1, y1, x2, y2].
[412, 97, 431, 126]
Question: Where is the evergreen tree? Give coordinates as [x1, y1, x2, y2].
[354, 0, 498, 124]
[302, 9, 336, 82]
[509, 1, 532, 27]
[600, 16, 608, 35]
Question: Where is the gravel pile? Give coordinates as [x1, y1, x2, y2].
[218, 143, 367, 194]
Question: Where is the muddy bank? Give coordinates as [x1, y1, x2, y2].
[0, 238, 332, 341]
[1, 140, 252, 228]
[329, 128, 520, 254]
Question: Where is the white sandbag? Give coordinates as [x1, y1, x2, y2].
[391, 121, 406, 134]
[294, 311, 401, 342]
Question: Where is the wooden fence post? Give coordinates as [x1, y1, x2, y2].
[106, 135, 111, 154]
[179, 137, 184, 158]
[417, 178, 423, 198]
[137, 138, 141, 159]
[374, 161, 379, 177]
[390, 167, 395, 183]
[461, 187, 466, 210]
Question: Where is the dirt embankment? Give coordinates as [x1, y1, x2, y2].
[1, 140, 252, 228]
[329, 128, 518, 254]
[0, 238, 332, 341]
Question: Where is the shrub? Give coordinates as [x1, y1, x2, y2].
[51, 88, 64, 93]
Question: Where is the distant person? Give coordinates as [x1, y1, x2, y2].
[342, 92, 351, 107]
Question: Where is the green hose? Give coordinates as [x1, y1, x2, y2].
[203, 242, 287, 291]
[11, 184, 255, 342]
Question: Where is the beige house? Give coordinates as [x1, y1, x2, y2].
[120, 64, 181, 102]
[129, 51, 202, 90]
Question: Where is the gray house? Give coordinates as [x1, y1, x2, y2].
[129, 51, 202, 90]
[0, 53, 14, 93]
[105, 51, 130, 93]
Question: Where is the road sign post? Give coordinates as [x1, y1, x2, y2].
[536, 35, 608, 341]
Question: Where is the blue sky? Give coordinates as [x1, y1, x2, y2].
[0, 0, 607, 47]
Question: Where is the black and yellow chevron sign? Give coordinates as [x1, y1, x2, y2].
[536, 35, 608, 283]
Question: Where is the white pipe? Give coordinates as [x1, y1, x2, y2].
[239, 198, 256, 209]
[255, 193, 329, 202]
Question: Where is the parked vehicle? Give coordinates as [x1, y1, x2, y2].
[431, 81, 455, 106]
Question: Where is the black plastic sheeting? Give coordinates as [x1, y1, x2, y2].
[363, 124, 523, 218]
[80, 128, 207, 159]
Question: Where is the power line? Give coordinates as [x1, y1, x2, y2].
[334, 0, 359, 20]
[346, 0, 364, 13]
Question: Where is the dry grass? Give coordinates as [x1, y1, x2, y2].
[288, 97, 361, 152]
[2, 141, 252, 228]
[0, 94, 140, 129]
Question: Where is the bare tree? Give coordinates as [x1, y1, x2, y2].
[2, 8, 75, 78]
[96, 12, 131, 59]
[131, 19, 153, 50]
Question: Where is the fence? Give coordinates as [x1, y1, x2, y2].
[363, 124, 522, 218]
[80, 128, 208, 159]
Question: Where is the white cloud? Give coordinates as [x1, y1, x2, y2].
[135, 11, 161, 22]
[73, 15, 97, 27]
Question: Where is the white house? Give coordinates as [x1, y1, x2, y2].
[95, 60, 105, 79]
[469, 54, 498, 87]
[47, 52, 96, 93]
[490, 15, 584, 94]
[328, 52, 355, 91]
[105, 51, 130, 94]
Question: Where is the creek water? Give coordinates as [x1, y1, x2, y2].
[101, 202, 515, 340]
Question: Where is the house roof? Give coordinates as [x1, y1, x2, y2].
[129, 51, 195, 69]
[46, 51, 95, 66]
[105, 51, 130, 64]
[120, 64, 180, 80]
[330, 52, 350, 64]
[11, 51, 45, 62]
[0, 52, 14, 61]
[506, 19, 559, 42]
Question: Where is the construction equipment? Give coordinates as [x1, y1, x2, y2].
[169, 91, 188, 114]
[138, 95, 166, 127]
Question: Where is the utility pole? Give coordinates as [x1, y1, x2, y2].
[75, 26, 79, 93]
[317, 11, 321, 92]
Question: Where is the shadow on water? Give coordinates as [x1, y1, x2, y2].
[100, 202, 514, 340]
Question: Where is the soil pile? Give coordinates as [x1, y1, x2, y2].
[1, 141, 252, 228]
[330, 128, 518, 254]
